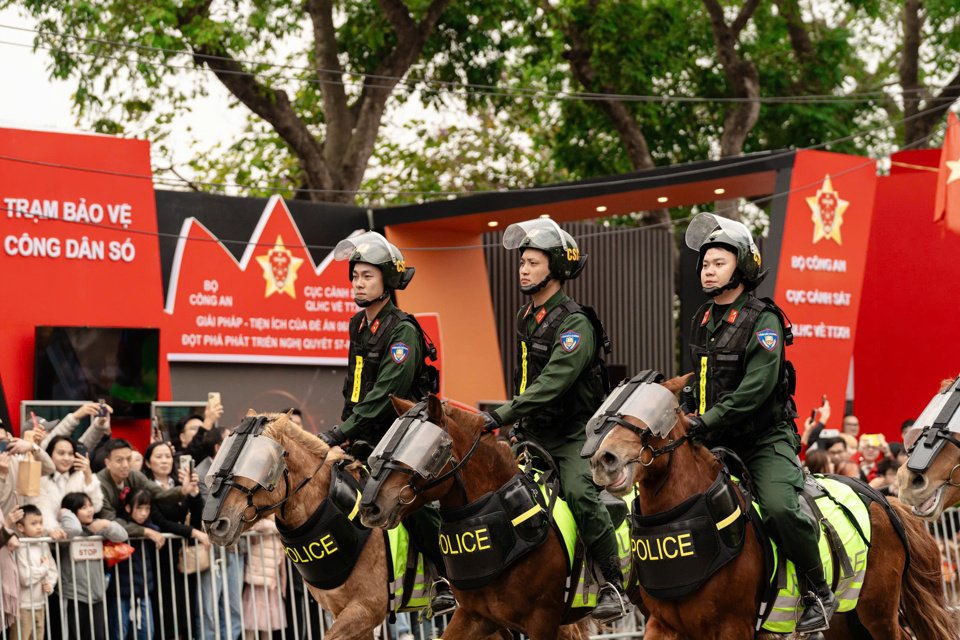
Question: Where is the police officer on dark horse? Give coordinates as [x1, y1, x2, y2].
[318, 231, 457, 615]
[683, 213, 838, 634]
[478, 218, 631, 624]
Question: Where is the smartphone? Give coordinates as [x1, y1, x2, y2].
[208, 392, 221, 407]
[810, 409, 818, 422]
[862, 434, 883, 447]
[97, 399, 107, 418]
[822, 394, 827, 405]
[180, 455, 195, 475]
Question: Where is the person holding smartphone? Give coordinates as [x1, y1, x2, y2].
[801, 395, 832, 454]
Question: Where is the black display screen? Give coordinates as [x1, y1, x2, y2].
[34, 327, 160, 419]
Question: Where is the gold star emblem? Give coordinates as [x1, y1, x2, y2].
[806, 174, 849, 245]
[255, 235, 304, 298]
[947, 159, 960, 185]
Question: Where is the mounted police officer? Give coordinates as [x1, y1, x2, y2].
[684, 213, 838, 634]
[318, 231, 456, 615]
[479, 219, 630, 624]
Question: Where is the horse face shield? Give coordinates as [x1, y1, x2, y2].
[581, 371, 678, 459]
[202, 417, 286, 524]
[906, 377, 960, 474]
[361, 404, 453, 508]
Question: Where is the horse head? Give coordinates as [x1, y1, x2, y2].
[898, 376, 960, 521]
[359, 393, 502, 529]
[589, 374, 693, 497]
[203, 409, 344, 546]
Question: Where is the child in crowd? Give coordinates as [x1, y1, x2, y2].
[108, 489, 157, 640]
[11, 505, 57, 640]
[59, 492, 128, 640]
[872, 458, 902, 496]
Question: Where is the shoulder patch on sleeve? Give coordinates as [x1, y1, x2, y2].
[390, 342, 409, 363]
[559, 331, 581, 352]
[755, 329, 778, 351]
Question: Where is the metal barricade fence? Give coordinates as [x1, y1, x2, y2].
[0, 530, 645, 640]
[925, 505, 960, 610]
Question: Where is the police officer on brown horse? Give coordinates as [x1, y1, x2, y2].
[318, 231, 456, 615]
[479, 219, 630, 623]
[684, 213, 839, 634]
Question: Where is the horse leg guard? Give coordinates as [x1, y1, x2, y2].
[592, 558, 632, 624]
[795, 564, 839, 634]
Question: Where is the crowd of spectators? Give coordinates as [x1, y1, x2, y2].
[800, 398, 908, 497]
[0, 400, 341, 640]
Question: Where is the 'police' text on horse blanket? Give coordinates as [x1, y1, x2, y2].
[627, 472, 870, 635]
[438, 469, 632, 611]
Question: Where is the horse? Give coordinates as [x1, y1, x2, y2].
[898, 376, 960, 522]
[357, 394, 612, 640]
[201, 410, 511, 640]
[588, 374, 956, 640]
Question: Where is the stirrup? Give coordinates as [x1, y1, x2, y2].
[592, 584, 632, 624]
[794, 591, 832, 634]
[427, 578, 458, 618]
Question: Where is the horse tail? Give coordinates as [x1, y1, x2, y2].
[892, 501, 958, 640]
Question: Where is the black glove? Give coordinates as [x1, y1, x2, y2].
[479, 411, 503, 433]
[686, 415, 707, 440]
[318, 426, 346, 447]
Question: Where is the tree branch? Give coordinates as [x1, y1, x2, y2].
[304, 0, 354, 163]
[774, 0, 823, 94]
[340, 0, 454, 190]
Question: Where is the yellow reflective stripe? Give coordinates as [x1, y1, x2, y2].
[519, 342, 529, 394]
[351, 355, 364, 402]
[511, 504, 542, 527]
[715, 505, 741, 530]
[699, 356, 708, 414]
[348, 489, 361, 521]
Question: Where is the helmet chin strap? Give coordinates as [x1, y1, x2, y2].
[355, 289, 391, 308]
[702, 271, 741, 298]
[520, 273, 554, 296]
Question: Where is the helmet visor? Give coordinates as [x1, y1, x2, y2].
[205, 433, 286, 490]
[370, 418, 453, 479]
[503, 219, 569, 252]
[334, 232, 399, 265]
[684, 213, 754, 252]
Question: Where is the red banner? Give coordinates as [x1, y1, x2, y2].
[0, 128, 166, 443]
[164, 196, 443, 388]
[773, 150, 877, 424]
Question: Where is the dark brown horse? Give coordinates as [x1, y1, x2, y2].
[589, 375, 956, 640]
[358, 395, 604, 640]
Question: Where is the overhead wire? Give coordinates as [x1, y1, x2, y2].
[0, 23, 951, 105]
[0, 95, 949, 199]
[1, 117, 950, 254]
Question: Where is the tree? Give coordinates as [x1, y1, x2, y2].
[6, 0, 523, 203]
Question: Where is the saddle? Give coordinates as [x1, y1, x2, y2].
[626, 448, 910, 635]
[437, 441, 630, 612]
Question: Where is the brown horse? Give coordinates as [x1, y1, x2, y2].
[589, 375, 956, 640]
[898, 376, 960, 522]
[202, 411, 511, 640]
[358, 395, 603, 640]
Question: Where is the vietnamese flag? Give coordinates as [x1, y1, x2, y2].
[934, 111, 960, 235]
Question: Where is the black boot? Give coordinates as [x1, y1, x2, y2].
[795, 564, 839, 634]
[429, 578, 457, 617]
[592, 560, 632, 624]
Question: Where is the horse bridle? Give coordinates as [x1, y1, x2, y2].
[906, 425, 960, 487]
[906, 378, 960, 486]
[209, 416, 329, 524]
[367, 402, 495, 509]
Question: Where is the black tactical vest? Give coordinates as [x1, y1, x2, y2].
[341, 309, 439, 429]
[688, 297, 797, 442]
[512, 299, 611, 431]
